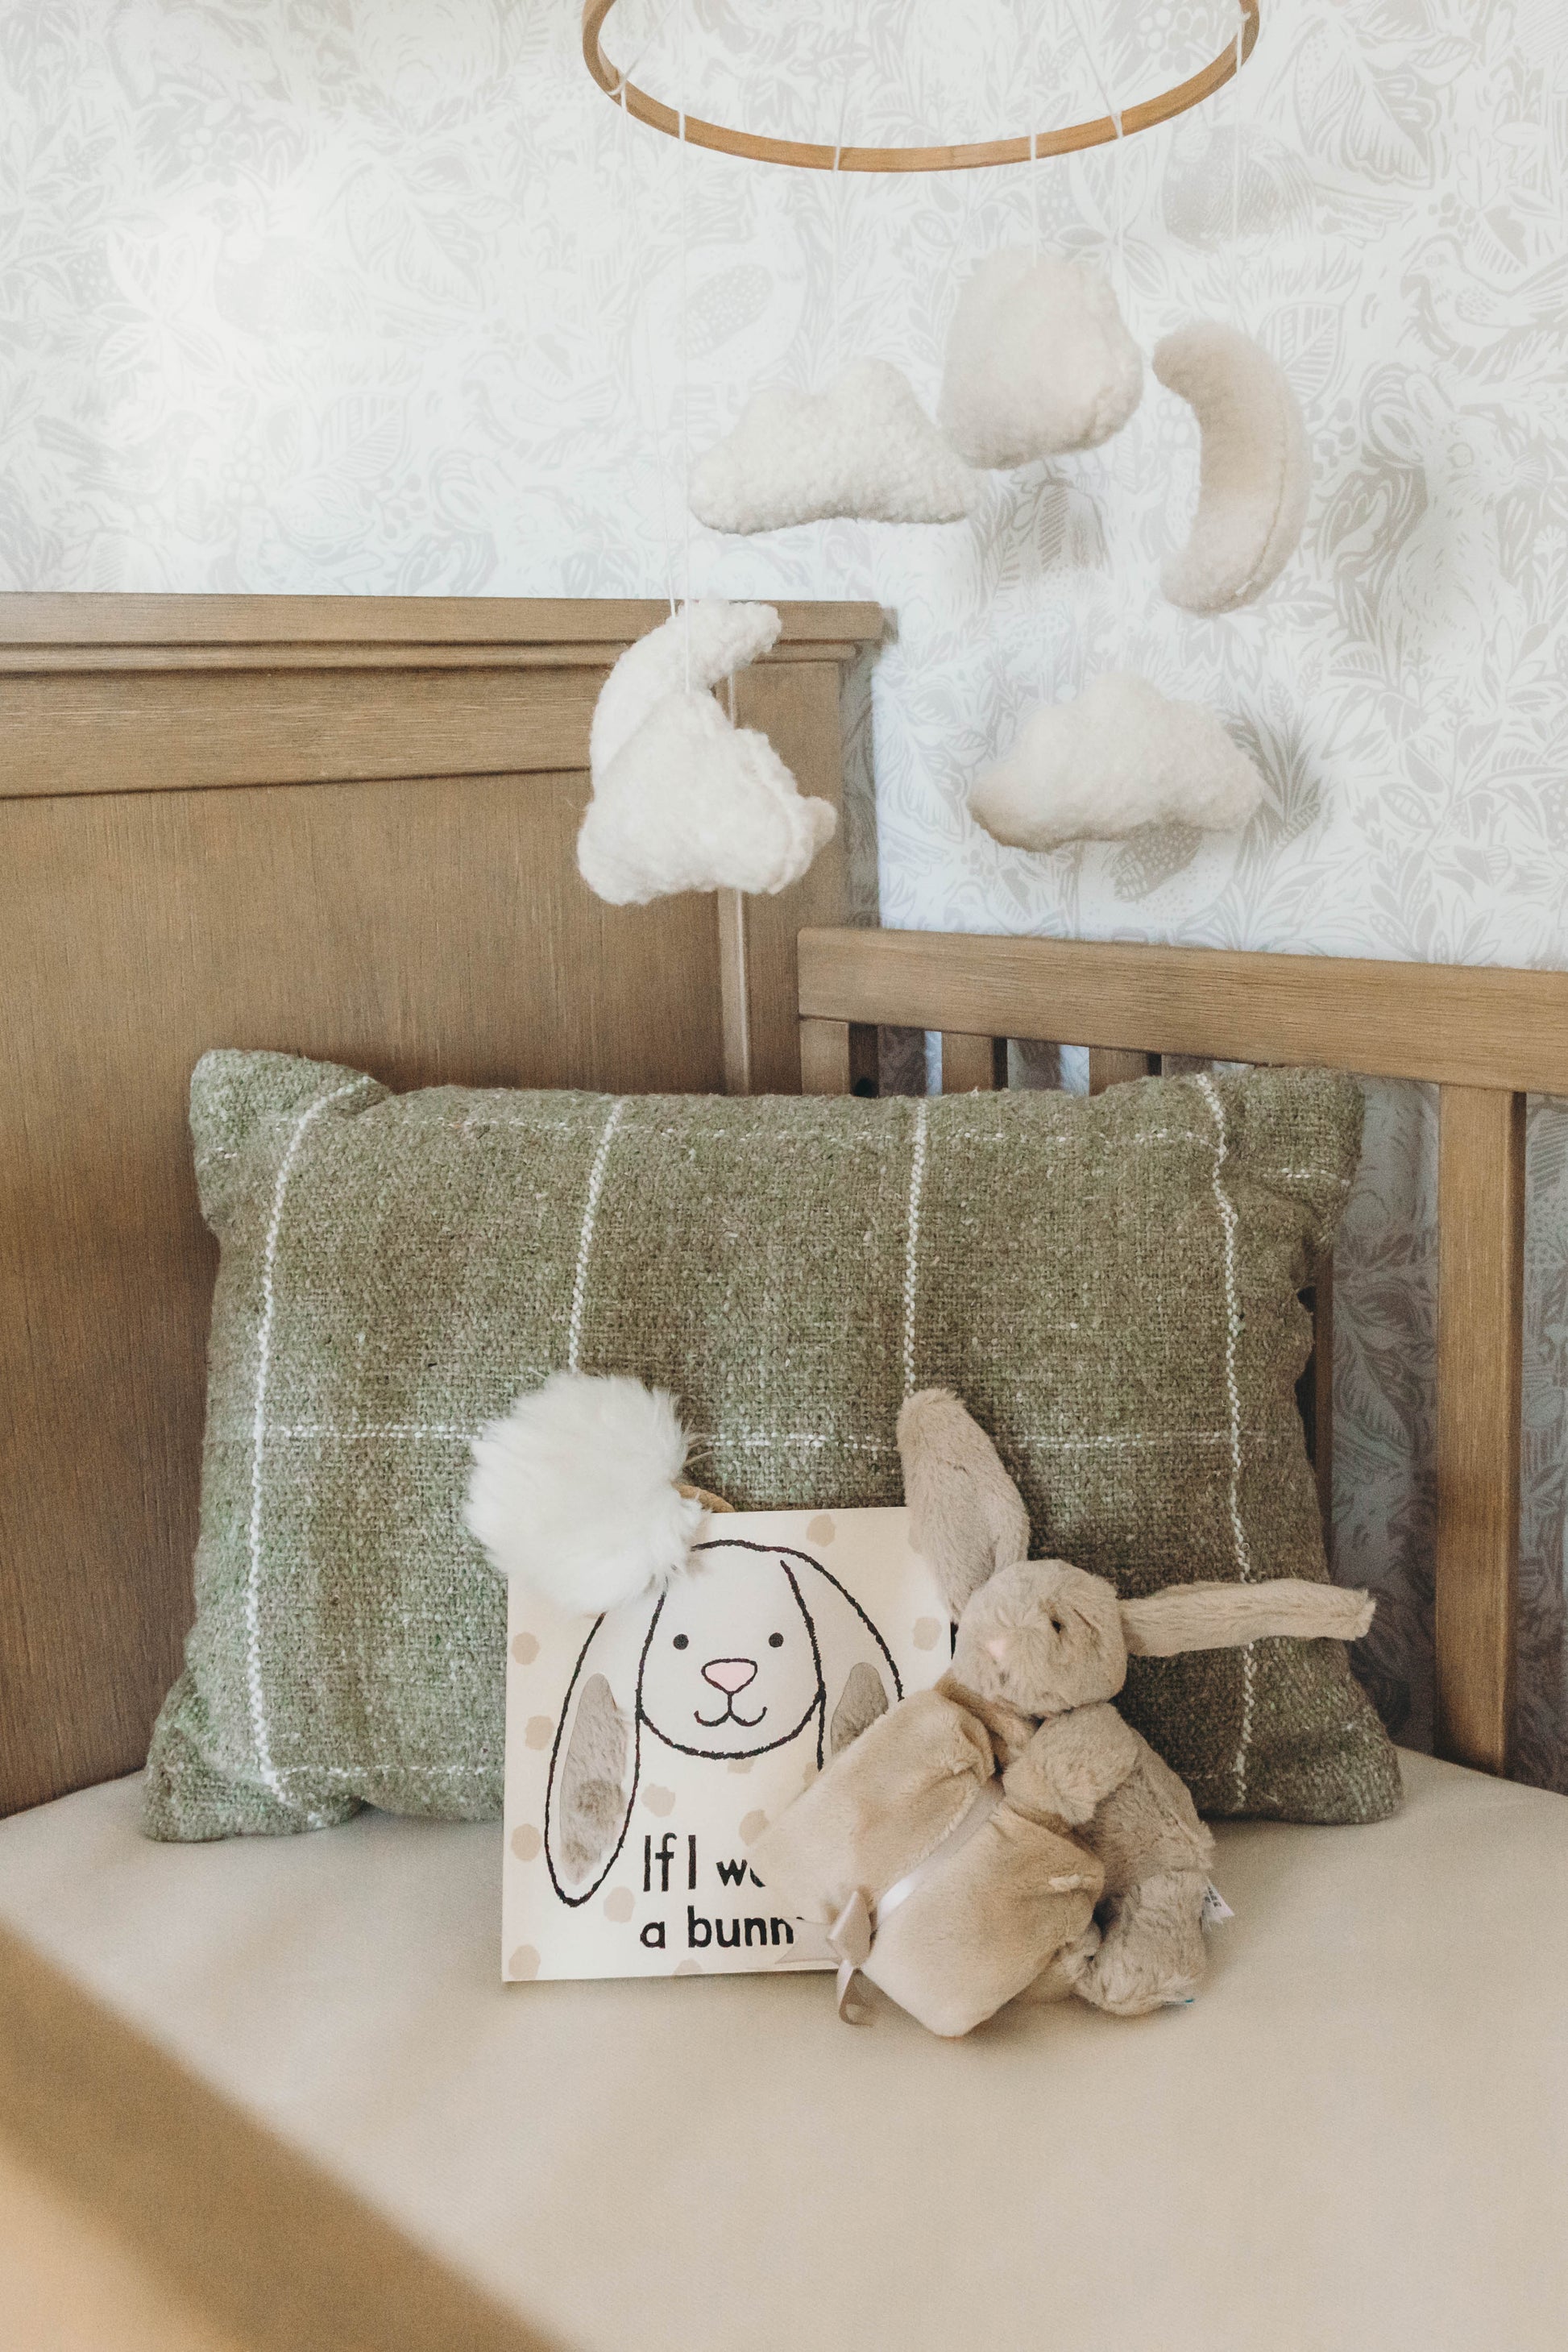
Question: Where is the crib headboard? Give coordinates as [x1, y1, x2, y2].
[0, 594, 881, 1816]
[796, 924, 1568, 1782]
[4, 591, 1553, 1811]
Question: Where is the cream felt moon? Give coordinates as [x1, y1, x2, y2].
[579, 691, 836, 905]
[937, 251, 1143, 469]
[687, 358, 979, 533]
[577, 601, 836, 905]
[1154, 321, 1311, 613]
[588, 596, 778, 777]
[968, 671, 1265, 852]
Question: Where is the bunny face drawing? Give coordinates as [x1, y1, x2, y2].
[545, 1539, 901, 1906]
[640, 1548, 826, 1759]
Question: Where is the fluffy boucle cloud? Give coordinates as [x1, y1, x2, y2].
[969, 672, 1265, 852]
[939, 251, 1143, 469]
[689, 359, 978, 533]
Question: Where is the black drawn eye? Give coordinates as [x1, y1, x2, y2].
[672, 1634, 689, 1650]
[769, 1632, 785, 1649]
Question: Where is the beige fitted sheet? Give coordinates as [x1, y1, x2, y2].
[1, 1750, 1566, 2352]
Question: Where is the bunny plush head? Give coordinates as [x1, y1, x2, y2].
[954, 1558, 1128, 1715]
[900, 1387, 1375, 1718]
[951, 1555, 1375, 1722]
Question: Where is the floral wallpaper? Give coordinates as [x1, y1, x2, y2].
[4, 0, 1567, 1783]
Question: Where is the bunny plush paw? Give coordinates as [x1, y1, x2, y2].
[1006, 1703, 1140, 1826]
[1016, 1919, 1103, 2006]
[1073, 1868, 1209, 2018]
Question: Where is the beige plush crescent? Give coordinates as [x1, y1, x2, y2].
[1154, 321, 1311, 613]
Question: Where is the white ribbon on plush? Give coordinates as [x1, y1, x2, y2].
[826, 1779, 1004, 2025]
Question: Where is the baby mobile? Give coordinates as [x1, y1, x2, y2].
[575, 0, 1305, 907]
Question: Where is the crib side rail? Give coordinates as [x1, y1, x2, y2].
[798, 927, 1547, 1779]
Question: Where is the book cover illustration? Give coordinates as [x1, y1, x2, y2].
[503, 1507, 949, 1981]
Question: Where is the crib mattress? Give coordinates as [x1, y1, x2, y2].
[2, 1749, 1566, 2352]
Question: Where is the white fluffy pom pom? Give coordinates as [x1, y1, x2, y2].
[464, 1372, 703, 1616]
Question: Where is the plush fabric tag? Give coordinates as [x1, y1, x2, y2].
[1202, 1881, 1235, 1927]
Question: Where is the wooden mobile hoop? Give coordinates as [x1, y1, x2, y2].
[582, 0, 1259, 172]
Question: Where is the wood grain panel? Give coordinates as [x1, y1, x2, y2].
[799, 927, 1568, 1096]
[0, 771, 724, 1816]
[1435, 1086, 1524, 1775]
[3, 665, 603, 797]
[940, 1033, 1008, 1092]
[0, 592, 884, 656]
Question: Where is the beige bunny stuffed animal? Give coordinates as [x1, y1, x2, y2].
[751, 1675, 1104, 2038]
[755, 1392, 1376, 2034]
[905, 1391, 1377, 2017]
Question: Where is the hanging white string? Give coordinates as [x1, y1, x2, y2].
[677, 0, 693, 691]
[1060, 0, 1126, 297]
[1018, 2, 1045, 261]
[1058, 0, 1132, 694]
[1031, 117, 1041, 259]
[829, 47, 855, 385]
[616, 0, 677, 102]
[1231, 3, 1246, 309]
[616, 63, 679, 620]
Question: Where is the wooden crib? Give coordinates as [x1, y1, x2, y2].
[2, 594, 1564, 2352]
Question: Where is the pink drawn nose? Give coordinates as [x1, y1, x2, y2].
[702, 1657, 758, 1695]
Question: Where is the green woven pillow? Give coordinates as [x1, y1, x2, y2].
[144, 1051, 1398, 1841]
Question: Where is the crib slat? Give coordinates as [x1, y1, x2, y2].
[799, 1018, 877, 1097]
[1087, 1047, 1159, 1094]
[1435, 1085, 1524, 1775]
[940, 1033, 1006, 1092]
[1312, 1256, 1334, 1558]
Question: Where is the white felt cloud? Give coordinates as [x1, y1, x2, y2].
[969, 671, 1265, 852]
[1154, 322, 1311, 613]
[578, 601, 836, 906]
[688, 358, 979, 533]
[938, 251, 1143, 470]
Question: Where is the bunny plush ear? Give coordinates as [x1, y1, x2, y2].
[544, 1595, 658, 1904]
[897, 1389, 1031, 1620]
[1120, 1579, 1375, 1659]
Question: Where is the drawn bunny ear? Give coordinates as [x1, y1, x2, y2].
[791, 1559, 903, 1768]
[544, 1594, 660, 1905]
[1119, 1579, 1375, 1659]
[897, 1389, 1031, 1620]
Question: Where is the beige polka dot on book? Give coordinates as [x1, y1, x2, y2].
[511, 1823, 541, 1861]
[524, 1715, 554, 1750]
[728, 1757, 753, 1775]
[604, 1888, 634, 1923]
[508, 1946, 541, 1981]
[674, 1958, 703, 1976]
[913, 1617, 944, 1650]
[739, 1810, 768, 1843]
[511, 1631, 539, 1665]
[806, 1514, 836, 1545]
[642, 1784, 676, 1816]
